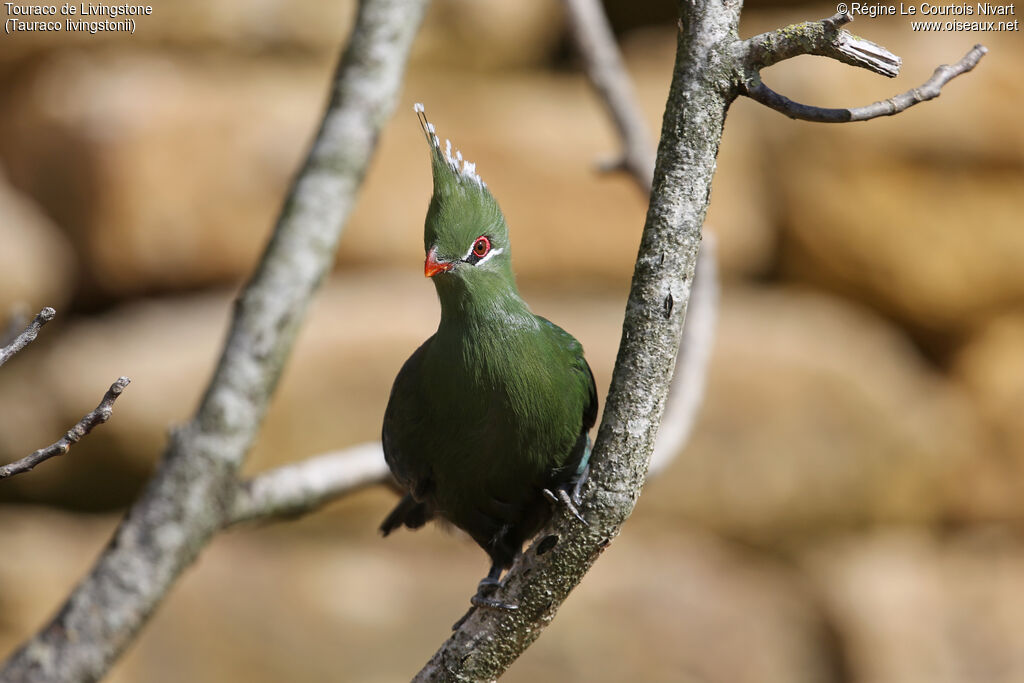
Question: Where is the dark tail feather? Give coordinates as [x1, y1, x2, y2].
[380, 494, 432, 536]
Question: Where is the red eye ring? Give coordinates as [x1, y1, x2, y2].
[472, 236, 491, 258]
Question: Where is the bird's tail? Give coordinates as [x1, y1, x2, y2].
[379, 494, 432, 536]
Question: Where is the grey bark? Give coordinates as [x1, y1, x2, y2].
[0, 307, 54, 368]
[738, 13, 986, 122]
[0, 0, 427, 680]
[229, 443, 389, 525]
[0, 377, 130, 480]
[744, 43, 987, 122]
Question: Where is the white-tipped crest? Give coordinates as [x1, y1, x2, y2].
[413, 102, 485, 189]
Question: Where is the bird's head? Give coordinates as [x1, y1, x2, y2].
[414, 104, 513, 293]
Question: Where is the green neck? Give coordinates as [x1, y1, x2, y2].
[433, 268, 529, 331]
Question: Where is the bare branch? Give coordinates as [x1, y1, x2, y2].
[0, 0, 428, 680]
[562, 0, 655, 192]
[648, 234, 719, 477]
[745, 44, 987, 123]
[228, 443, 389, 525]
[0, 377, 130, 481]
[742, 12, 901, 77]
[0, 307, 55, 368]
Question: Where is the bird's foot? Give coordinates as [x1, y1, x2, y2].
[470, 576, 518, 611]
[451, 578, 518, 630]
[543, 463, 589, 525]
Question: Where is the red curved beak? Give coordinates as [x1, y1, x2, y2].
[424, 247, 454, 278]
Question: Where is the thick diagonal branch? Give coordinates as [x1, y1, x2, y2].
[0, 307, 55, 368]
[0, 1, 427, 681]
[0, 377, 130, 481]
[745, 44, 987, 122]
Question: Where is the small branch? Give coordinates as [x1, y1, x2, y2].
[2, 306, 30, 347]
[562, 0, 655, 192]
[228, 443, 389, 525]
[742, 12, 901, 77]
[745, 44, 987, 123]
[648, 234, 719, 477]
[0, 377, 131, 481]
[0, 307, 55, 368]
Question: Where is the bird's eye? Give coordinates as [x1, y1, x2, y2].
[472, 236, 491, 258]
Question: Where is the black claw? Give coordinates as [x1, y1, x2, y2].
[460, 574, 519, 620]
[571, 464, 590, 506]
[543, 484, 588, 525]
[477, 576, 500, 596]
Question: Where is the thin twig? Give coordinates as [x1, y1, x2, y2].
[0, 377, 131, 481]
[228, 443, 389, 525]
[0, 307, 55, 368]
[742, 12, 901, 77]
[745, 44, 987, 122]
[0, 0, 428, 680]
[562, 0, 655, 192]
[1, 305, 30, 348]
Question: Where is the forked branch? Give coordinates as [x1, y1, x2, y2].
[745, 44, 987, 122]
[738, 12, 987, 122]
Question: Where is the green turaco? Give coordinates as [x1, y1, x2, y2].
[380, 103, 597, 609]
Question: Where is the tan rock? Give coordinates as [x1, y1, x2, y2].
[805, 529, 1024, 683]
[950, 312, 1024, 517]
[0, 507, 835, 683]
[0, 53, 323, 301]
[0, 0, 562, 72]
[0, 168, 75, 317]
[740, 12, 1024, 335]
[643, 286, 983, 541]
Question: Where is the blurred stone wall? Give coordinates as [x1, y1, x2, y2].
[1, 0, 1023, 681]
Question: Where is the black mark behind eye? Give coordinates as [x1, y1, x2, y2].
[465, 235, 492, 265]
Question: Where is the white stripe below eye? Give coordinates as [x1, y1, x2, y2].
[474, 246, 503, 267]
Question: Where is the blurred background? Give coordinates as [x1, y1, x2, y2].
[1, 0, 1022, 680]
